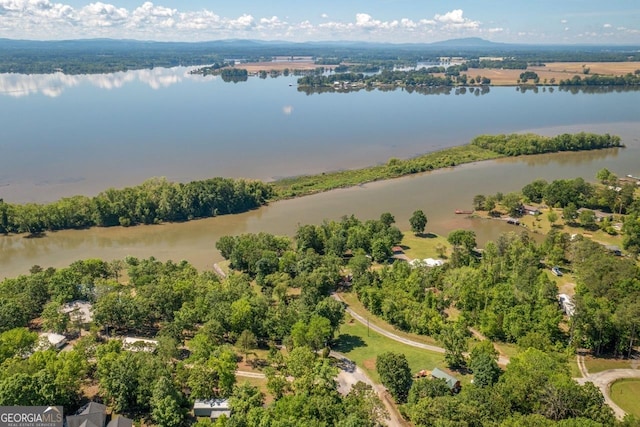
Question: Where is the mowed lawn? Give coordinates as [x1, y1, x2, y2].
[610, 379, 640, 417]
[584, 357, 636, 374]
[334, 316, 454, 384]
[400, 232, 451, 261]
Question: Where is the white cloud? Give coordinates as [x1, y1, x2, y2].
[9, 2, 632, 43]
[282, 105, 293, 115]
[434, 9, 479, 29]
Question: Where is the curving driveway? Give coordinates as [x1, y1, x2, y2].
[332, 293, 510, 366]
[576, 355, 640, 419]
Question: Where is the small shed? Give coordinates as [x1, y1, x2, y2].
[194, 399, 231, 419]
[431, 368, 461, 393]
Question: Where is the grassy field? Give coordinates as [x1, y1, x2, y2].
[584, 357, 636, 374]
[400, 232, 451, 260]
[610, 379, 640, 417]
[334, 315, 454, 384]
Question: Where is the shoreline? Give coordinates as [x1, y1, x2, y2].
[0, 132, 624, 237]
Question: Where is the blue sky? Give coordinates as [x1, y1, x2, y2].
[1, 0, 639, 44]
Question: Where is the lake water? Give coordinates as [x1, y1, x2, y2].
[0, 67, 639, 278]
[0, 67, 638, 203]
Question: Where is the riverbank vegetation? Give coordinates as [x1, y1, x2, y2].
[0, 177, 273, 235]
[274, 132, 622, 198]
[0, 132, 623, 236]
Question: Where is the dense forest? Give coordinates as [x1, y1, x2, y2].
[0, 177, 273, 235]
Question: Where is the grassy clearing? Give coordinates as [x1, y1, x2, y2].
[610, 379, 640, 417]
[400, 233, 450, 260]
[494, 342, 520, 360]
[338, 291, 439, 346]
[584, 357, 636, 374]
[334, 315, 450, 384]
[235, 376, 274, 405]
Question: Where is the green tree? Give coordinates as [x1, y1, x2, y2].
[563, 203, 578, 225]
[371, 238, 392, 263]
[409, 210, 428, 235]
[376, 352, 412, 403]
[150, 376, 186, 427]
[578, 209, 597, 230]
[237, 329, 257, 361]
[473, 194, 486, 211]
[447, 230, 477, 252]
[547, 211, 559, 227]
[408, 377, 451, 404]
[470, 352, 501, 387]
[440, 322, 468, 369]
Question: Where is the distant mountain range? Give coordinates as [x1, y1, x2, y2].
[0, 37, 637, 52]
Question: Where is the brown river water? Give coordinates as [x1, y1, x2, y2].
[2, 122, 638, 279]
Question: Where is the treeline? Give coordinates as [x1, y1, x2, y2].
[0, 177, 273, 235]
[297, 69, 463, 88]
[471, 132, 622, 156]
[570, 238, 640, 357]
[467, 59, 529, 69]
[559, 72, 640, 86]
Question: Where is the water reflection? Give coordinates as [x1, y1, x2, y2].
[0, 67, 216, 98]
[296, 85, 491, 96]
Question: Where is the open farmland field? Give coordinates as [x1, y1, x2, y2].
[234, 61, 332, 73]
[465, 61, 640, 85]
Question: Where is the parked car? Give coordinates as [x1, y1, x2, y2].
[551, 266, 563, 276]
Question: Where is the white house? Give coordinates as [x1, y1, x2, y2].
[194, 399, 231, 420]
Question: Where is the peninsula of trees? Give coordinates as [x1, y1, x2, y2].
[0, 132, 622, 235]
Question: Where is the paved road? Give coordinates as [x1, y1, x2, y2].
[332, 351, 407, 427]
[236, 370, 266, 379]
[576, 355, 640, 420]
